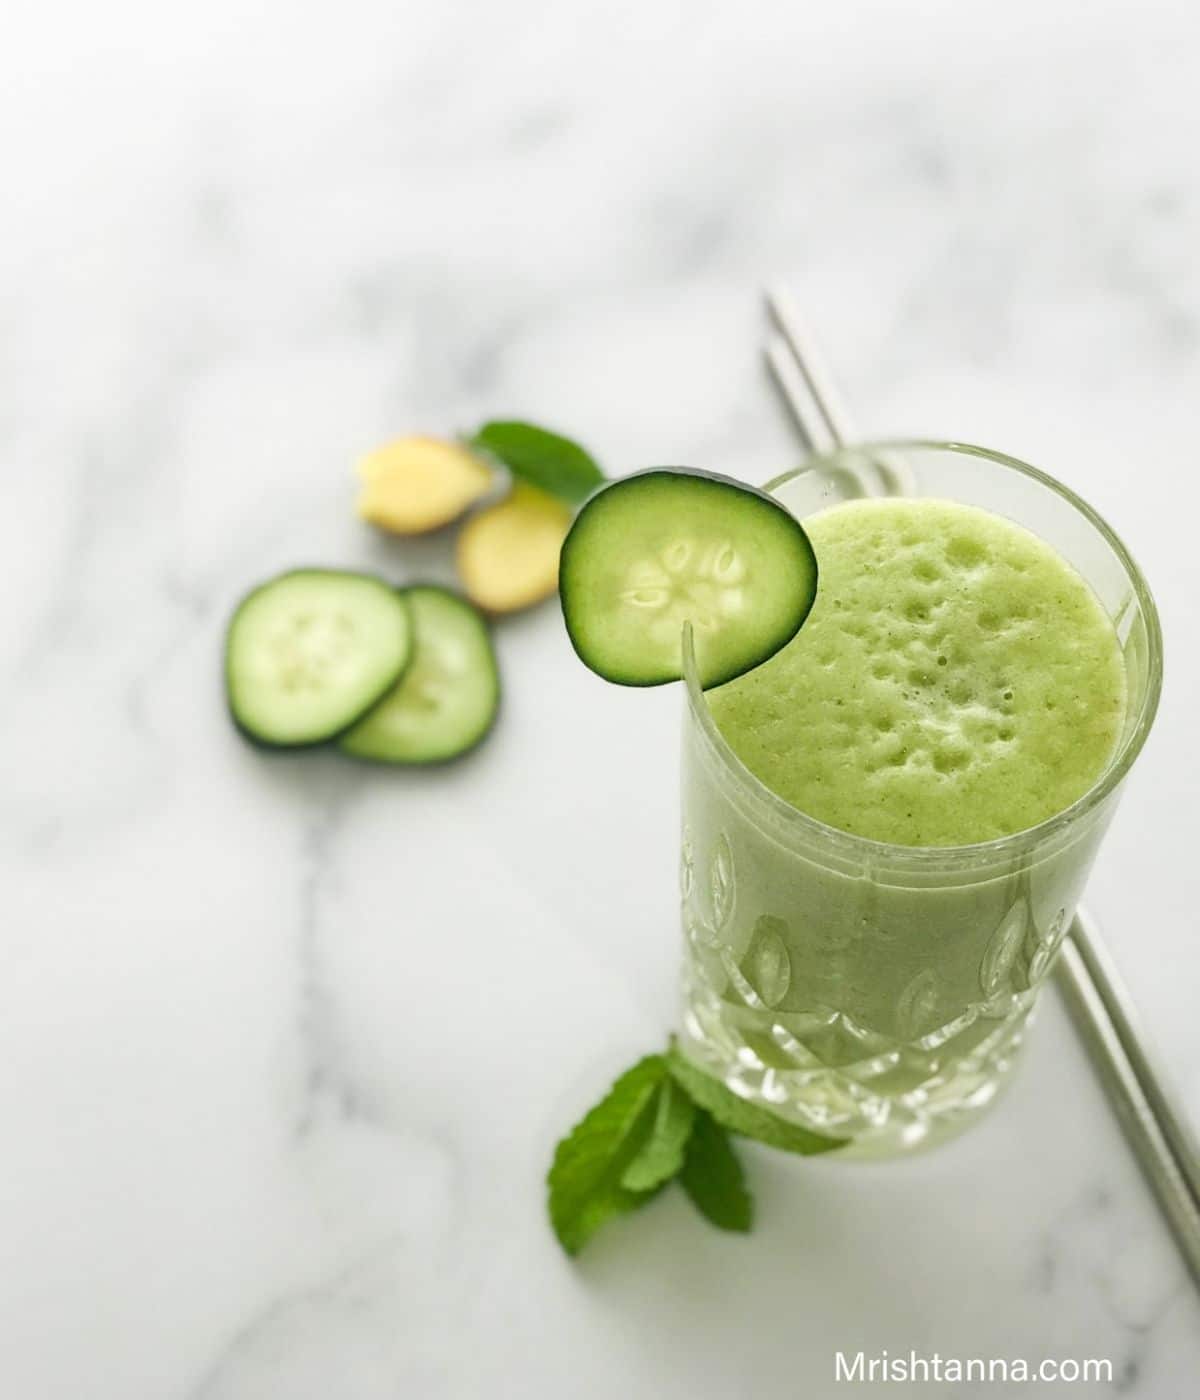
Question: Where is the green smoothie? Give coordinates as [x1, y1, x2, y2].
[708, 498, 1127, 846]
[679, 490, 1138, 1155]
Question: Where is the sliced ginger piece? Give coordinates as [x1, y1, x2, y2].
[356, 435, 492, 534]
[456, 482, 572, 614]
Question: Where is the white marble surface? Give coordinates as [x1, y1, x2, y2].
[4, 2, 1200, 1395]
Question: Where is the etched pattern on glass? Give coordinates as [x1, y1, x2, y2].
[679, 829, 1068, 1152]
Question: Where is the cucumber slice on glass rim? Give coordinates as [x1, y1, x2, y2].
[225, 569, 414, 747]
[339, 586, 500, 764]
[558, 468, 818, 689]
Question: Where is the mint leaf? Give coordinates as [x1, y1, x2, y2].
[666, 1042, 843, 1156]
[470, 421, 604, 506]
[621, 1076, 696, 1192]
[547, 1055, 666, 1255]
[679, 1109, 753, 1232]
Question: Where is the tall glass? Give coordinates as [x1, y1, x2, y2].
[678, 442, 1162, 1158]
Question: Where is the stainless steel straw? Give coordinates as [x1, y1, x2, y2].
[763, 287, 1200, 1288]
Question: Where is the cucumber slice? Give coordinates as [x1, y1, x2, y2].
[225, 570, 413, 747]
[339, 586, 500, 764]
[558, 469, 818, 688]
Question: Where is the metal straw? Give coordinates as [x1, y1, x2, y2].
[762, 288, 1200, 1288]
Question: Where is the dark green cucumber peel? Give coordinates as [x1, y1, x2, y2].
[558, 468, 818, 689]
[339, 585, 500, 765]
[225, 569, 414, 749]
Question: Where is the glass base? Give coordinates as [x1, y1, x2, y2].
[679, 969, 1038, 1160]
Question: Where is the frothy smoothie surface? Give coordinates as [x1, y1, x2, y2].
[708, 497, 1127, 846]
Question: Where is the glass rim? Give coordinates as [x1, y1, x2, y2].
[683, 438, 1164, 868]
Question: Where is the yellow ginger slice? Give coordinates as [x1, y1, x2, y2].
[356, 436, 492, 534]
[456, 482, 572, 614]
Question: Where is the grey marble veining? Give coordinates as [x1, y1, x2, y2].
[3, 1, 1200, 1395]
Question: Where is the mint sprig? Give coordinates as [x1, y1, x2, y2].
[469, 420, 605, 506]
[546, 1042, 843, 1255]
